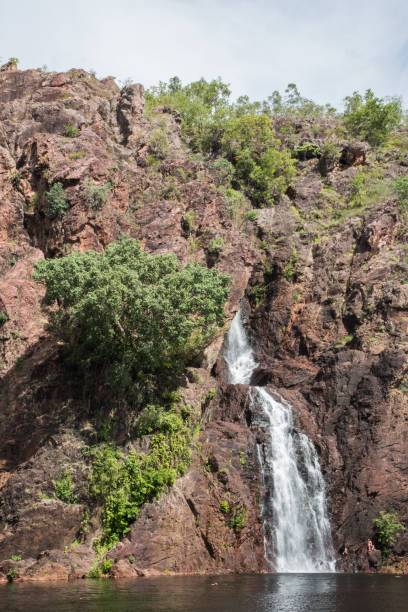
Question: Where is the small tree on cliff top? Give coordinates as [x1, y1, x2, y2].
[33, 237, 230, 396]
[343, 89, 402, 146]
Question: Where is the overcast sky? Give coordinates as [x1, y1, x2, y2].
[2, 0, 408, 108]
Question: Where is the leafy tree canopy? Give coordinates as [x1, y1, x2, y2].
[146, 77, 297, 206]
[343, 89, 402, 146]
[33, 238, 230, 395]
[146, 76, 231, 152]
[220, 113, 296, 206]
[262, 83, 336, 117]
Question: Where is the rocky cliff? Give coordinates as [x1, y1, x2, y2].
[1, 63, 408, 581]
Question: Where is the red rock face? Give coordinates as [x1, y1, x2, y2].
[1, 65, 408, 581]
[109, 385, 266, 576]
[247, 159, 408, 571]
[0, 67, 261, 581]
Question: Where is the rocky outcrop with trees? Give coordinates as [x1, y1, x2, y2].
[1, 60, 408, 580]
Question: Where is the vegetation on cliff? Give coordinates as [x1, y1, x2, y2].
[2, 60, 408, 578]
[33, 237, 230, 401]
[373, 511, 406, 562]
[146, 77, 404, 215]
[87, 406, 192, 548]
[33, 236, 229, 551]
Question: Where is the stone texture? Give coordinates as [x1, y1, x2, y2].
[1, 65, 408, 580]
[108, 384, 265, 576]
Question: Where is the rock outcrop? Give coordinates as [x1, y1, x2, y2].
[246, 148, 408, 571]
[0, 65, 260, 581]
[1, 62, 408, 581]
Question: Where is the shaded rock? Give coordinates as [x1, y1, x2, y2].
[0, 61, 18, 73]
[116, 83, 145, 144]
[340, 141, 369, 167]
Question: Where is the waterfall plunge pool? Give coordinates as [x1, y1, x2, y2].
[1, 574, 408, 612]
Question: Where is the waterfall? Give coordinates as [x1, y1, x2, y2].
[225, 309, 336, 573]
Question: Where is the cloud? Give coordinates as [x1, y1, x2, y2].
[2, 0, 408, 108]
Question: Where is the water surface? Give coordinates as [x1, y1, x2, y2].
[1, 574, 408, 612]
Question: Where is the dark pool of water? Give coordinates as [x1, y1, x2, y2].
[1, 573, 408, 612]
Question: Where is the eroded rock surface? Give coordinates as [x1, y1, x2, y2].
[1, 63, 408, 580]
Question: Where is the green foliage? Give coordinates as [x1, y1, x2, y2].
[160, 176, 180, 201]
[320, 140, 340, 161]
[133, 405, 183, 436]
[182, 210, 196, 235]
[348, 166, 391, 210]
[81, 178, 112, 210]
[10, 171, 21, 188]
[128, 555, 135, 564]
[147, 129, 169, 159]
[69, 151, 85, 160]
[220, 113, 296, 206]
[335, 334, 354, 347]
[45, 182, 69, 219]
[8, 57, 19, 65]
[283, 246, 298, 282]
[220, 500, 229, 514]
[89, 424, 192, 547]
[266, 83, 335, 117]
[86, 563, 103, 579]
[146, 76, 231, 152]
[54, 470, 77, 504]
[245, 209, 259, 222]
[11, 555, 21, 562]
[208, 236, 225, 255]
[343, 89, 402, 146]
[33, 237, 230, 397]
[349, 171, 370, 208]
[146, 77, 296, 206]
[318, 141, 341, 175]
[294, 142, 321, 160]
[393, 176, 408, 210]
[207, 388, 216, 400]
[222, 188, 250, 225]
[64, 125, 80, 138]
[208, 158, 235, 187]
[101, 559, 112, 574]
[0, 312, 8, 326]
[251, 282, 267, 308]
[373, 510, 405, 560]
[229, 506, 247, 534]
[7, 568, 19, 582]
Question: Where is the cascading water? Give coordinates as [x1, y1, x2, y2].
[225, 309, 336, 573]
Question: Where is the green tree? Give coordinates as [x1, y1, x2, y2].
[45, 182, 69, 219]
[33, 238, 230, 395]
[343, 89, 402, 146]
[220, 114, 296, 206]
[393, 176, 408, 210]
[81, 179, 112, 210]
[146, 76, 231, 152]
[64, 125, 80, 138]
[264, 83, 332, 117]
[373, 510, 405, 560]
[54, 470, 77, 504]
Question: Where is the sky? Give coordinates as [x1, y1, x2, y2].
[2, 0, 408, 109]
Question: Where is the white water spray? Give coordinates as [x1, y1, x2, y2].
[225, 309, 336, 573]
